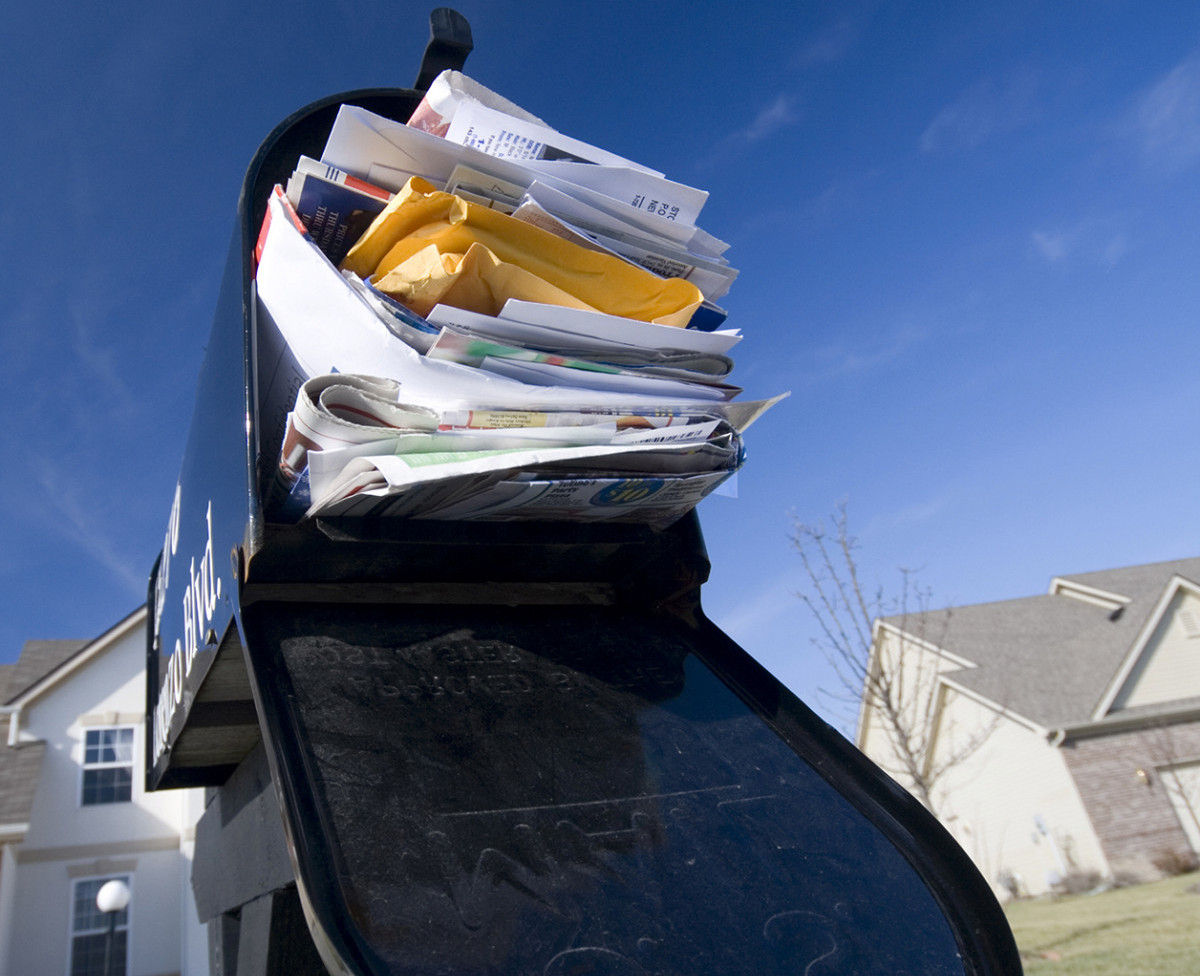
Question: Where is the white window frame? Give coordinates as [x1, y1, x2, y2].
[79, 725, 137, 807]
[67, 873, 132, 976]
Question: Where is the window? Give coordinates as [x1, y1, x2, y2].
[70, 876, 129, 976]
[81, 727, 135, 805]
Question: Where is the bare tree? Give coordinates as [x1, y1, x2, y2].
[790, 504, 1000, 814]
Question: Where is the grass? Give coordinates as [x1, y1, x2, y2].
[1003, 872, 1200, 975]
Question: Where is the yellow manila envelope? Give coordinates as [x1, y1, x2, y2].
[373, 241, 598, 319]
[341, 178, 703, 327]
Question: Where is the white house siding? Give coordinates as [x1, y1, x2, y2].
[7, 849, 186, 976]
[1112, 588, 1200, 709]
[0, 613, 208, 976]
[930, 693, 1109, 900]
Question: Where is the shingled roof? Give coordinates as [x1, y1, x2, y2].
[881, 557, 1200, 730]
[2, 639, 90, 706]
[0, 637, 90, 831]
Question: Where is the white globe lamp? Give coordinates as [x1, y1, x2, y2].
[95, 879, 131, 976]
[96, 879, 131, 914]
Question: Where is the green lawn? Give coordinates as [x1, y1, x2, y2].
[1003, 873, 1200, 975]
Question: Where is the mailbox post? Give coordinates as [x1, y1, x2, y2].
[146, 9, 1023, 975]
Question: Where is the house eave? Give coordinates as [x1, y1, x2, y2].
[871, 619, 976, 669]
[1051, 702, 1200, 744]
[6, 606, 147, 711]
[938, 675, 1045, 735]
[0, 822, 29, 844]
[1048, 577, 1131, 610]
[856, 618, 982, 749]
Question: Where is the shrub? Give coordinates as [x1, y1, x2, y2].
[1151, 849, 1199, 877]
[996, 870, 1024, 900]
[1054, 869, 1102, 895]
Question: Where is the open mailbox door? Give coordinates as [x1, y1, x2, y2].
[146, 9, 1023, 975]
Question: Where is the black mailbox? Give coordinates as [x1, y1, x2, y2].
[145, 9, 1022, 975]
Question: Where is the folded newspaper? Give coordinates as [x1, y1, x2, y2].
[257, 71, 786, 527]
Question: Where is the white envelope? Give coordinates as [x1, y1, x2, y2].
[318, 104, 708, 235]
[498, 300, 742, 356]
[478, 357, 730, 401]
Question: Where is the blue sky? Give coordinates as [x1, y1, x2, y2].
[2, 1, 1197, 725]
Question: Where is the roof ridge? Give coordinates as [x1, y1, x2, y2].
[881, 591, 1059, 622]
[881, 557, 1200, 624]
[884, 557, 1200, 729]
[1055, 555, 1200, 584]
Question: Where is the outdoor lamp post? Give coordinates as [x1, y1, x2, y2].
[95, 879, 130, 976]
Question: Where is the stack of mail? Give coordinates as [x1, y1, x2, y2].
[256, 71, 784, 528]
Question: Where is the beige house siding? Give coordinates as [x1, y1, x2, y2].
[860, 559, 1200, 901]
[856, 627, 960, 792]
[1112, 588, 1200, 710]
[928, 694, 1108, 900]
[857, 630, 1109, 900]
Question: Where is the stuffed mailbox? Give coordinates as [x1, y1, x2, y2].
[145, 9, 1022, 975]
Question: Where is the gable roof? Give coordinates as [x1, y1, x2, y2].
[1092, 573, 1200, 717]
[0, 640, 89, 826]
[881, 557, 1200, 730]
[3, 607, 146, 711]
[0, 609, 145, 834]
[2, 640, 90, 706]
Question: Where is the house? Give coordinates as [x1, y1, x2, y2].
[857, 556, 1200, 901]
[0, 607, 209, 976]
